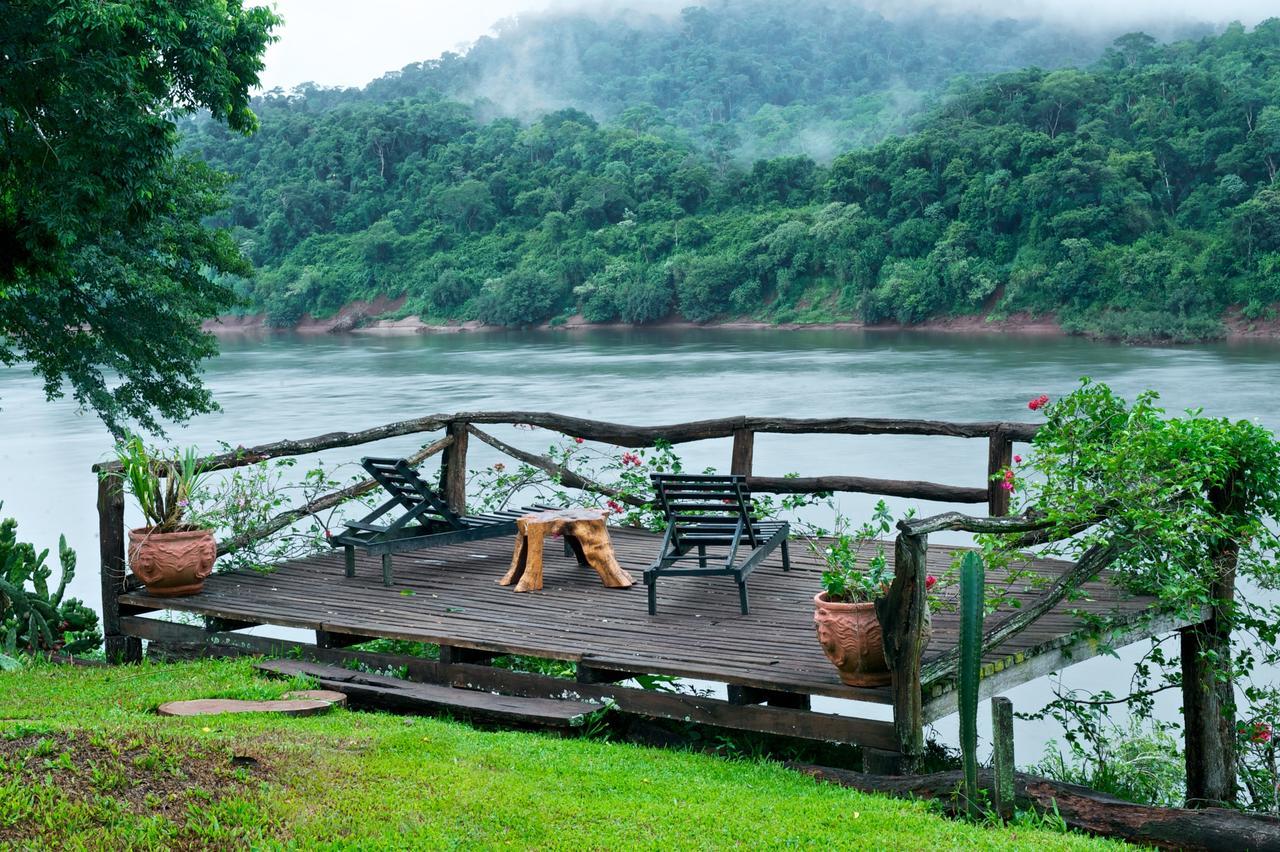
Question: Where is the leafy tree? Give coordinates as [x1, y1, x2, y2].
[0, 0, 278, 434]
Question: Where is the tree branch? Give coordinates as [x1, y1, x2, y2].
[465, 426, 646, 507]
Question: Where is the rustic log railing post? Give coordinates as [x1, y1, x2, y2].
[991, 696, 1016, 820]
[97, 474, 141, 664]
[730, 427, 754, 476]
[1181, 478, 1240, 808]
[439, 419, 470, 514]
[878, 528, 929, 769]
[987, 427, 1013, 516]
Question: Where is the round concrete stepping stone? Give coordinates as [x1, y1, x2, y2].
[158, 694, 341, 718]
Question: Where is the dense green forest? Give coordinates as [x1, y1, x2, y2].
[183, 8, 1280, 341]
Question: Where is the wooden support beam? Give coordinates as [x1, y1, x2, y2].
[877, 531, 929, 771]
[97, 476, 141, 664]
[862, 748, 903, 776]
[316, 630, 377, 649]
[991, 697, 1015, 820]
[206, 617, 258, 633]
[987, 428, 1013, 516]
[439, 645, 497, 666]
[727, 684, 811, 710]
[922, 608, 1202, 722]
[440, 421, 469, 514]
[1183, 480, 1240, 808]
[730, 428, 754, 476]
[576, 664, 636, 685]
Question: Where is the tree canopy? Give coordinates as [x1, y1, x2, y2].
[1, 0, 278, 434]
[186, 17, 1280, 342]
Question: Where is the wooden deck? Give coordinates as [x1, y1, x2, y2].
[118, 526, 1181, 740]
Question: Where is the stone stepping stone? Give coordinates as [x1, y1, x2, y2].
[157, 689, 347, 717]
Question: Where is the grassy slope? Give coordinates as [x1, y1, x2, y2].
[0, 660, 1119, 850]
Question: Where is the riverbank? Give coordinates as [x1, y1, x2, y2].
[203, 302, 1280, 341]
[203, 304, 1070, 338]
[0, 659, 1113, 850]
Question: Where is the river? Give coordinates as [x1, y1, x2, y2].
[2, 328, 1278, 762]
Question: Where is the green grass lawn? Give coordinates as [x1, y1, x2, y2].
[0, 659, 1119, 850]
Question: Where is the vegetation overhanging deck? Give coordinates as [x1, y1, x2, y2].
[117, 527, 1189, 749]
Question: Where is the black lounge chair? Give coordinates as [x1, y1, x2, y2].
[331, 457, 529, 586]
[644, 473, 790, 615]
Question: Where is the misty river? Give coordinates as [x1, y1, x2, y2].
[2, 327, 1278, 761]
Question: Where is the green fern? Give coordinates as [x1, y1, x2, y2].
[958, 550, 985, 819]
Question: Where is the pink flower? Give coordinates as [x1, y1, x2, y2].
[574, 437, 584, 444]
[1000, 480, 1015, 492]
[1027, 394, 1050, 411]
[1253, 722, 1273, 744]
[925, 575, 937, 590]
[1013, 455, 1022, 463]
[323, 529, 332, 539]
[606, 499, 624, 514]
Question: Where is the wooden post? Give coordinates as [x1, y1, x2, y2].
[991, 696, 1015, 820]
[987, 428, 1013, 516]
[730, 428, 754, 477]
[1181, 479, 1239, 808]
[877, 530, 929, 770]
[97, 475, 141, 664]
[439, 420, 469, 514]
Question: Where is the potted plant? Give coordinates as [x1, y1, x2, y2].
[111, 438, 216, 597]
[811, 501, 933, 687]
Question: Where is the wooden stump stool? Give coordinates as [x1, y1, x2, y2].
[501, 508, 634, 593]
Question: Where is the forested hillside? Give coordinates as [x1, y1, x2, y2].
[184, 12, 1280, 341]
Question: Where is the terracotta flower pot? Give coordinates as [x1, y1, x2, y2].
[813, 592, 933, 688]
[128, 527, 217, 597]
[813, 592, 891, 687]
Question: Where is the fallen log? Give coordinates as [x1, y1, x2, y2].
[787, 763, 1280, 851]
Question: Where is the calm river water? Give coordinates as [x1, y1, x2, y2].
[2, 328, 1278, 760]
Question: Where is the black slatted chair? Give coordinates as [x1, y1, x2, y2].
[644, 473, 790, 615]
[331, 457, 529, 586]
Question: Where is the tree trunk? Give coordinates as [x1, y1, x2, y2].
[789, 763, 1280, 851]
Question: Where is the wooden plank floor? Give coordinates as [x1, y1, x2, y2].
[121, 528, 1164, 703]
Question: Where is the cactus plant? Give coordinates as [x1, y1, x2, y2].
[0, 512, 101, 660]
[958, 549, 985, 819]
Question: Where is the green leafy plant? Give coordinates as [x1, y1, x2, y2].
[109, 437, 212, 532]
[810, 500, 894, 603]
[976, 379, 1280, 810]
[0, 510, 101, 661]
[957, 550, 985, 819]
[193, 455, 362, 574]
[1031, 709, 1186, 809]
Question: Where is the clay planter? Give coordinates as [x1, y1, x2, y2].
[813, 592, 892, 687]
[813, 592, 933, 687]
[128, 527, 217, 597]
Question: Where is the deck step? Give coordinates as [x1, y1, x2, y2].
[255, 659, 594, 729]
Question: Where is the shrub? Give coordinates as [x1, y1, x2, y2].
[475, 269, 568, 326]
[0, 513, 100, 664]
